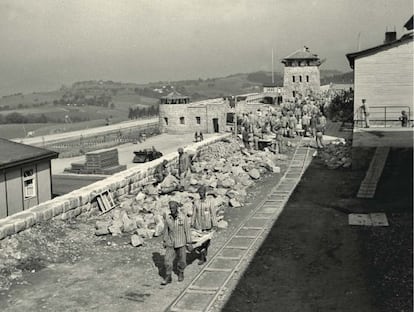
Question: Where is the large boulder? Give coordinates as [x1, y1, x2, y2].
[131, 234, 144, 247]
[248, 168, 260, 180]
[109, 219, 123, 236]
[229, 198, 242, 208]
[217, 220, 228, 229]
[154, 222, 164, 237]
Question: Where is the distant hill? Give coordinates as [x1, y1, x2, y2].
[0, 69, 353, 112]
[320, 71, 353, 85]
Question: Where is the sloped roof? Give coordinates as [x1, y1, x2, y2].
[0, 138, 58, 170]
[346, 32, 413, 68]
[282, 48, 319, 60]
[160, 90, 189, 100]
[404, 15, 413, 30]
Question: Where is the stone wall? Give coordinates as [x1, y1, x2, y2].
[0, 134, 232, 240]
[159, 102, 228, 134]
[283, 65, 320, 100]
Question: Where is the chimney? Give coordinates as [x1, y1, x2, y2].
[384, 31, 397, 44]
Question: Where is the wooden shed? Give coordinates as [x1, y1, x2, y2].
[0, 138, 58, 218]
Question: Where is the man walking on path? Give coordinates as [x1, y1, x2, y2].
[192, 186, 218, 265]
[161, 201, 193, 285]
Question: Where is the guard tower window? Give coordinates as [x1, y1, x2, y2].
[292, 76, 296, 82]
[180, 117, 185, 124]
[292, 91, 296, 97]
[299, 75, 302, 83]
[196, 116, 201, 124]
[306, 75, 309, 82]
[164, 117, 168, 125]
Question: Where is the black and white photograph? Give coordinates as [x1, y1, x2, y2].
[0, 1, 412, 311]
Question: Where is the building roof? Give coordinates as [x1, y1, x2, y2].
[282, 47, 319, 60]
[346, 31, 413, 68]
[404, 15, 413, 30]
[160, 90, 190, 100]
[0, 138, 59, 170]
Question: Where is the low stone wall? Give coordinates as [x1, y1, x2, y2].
[0, 133, 232, 240]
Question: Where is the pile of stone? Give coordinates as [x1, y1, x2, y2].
[94, 138, 286, 247]
[317, 140, 352, 169]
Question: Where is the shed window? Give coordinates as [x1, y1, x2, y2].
[196, 116, 201, 124]
[292, 76, 295, 82]
[306, 75, 309, 82]
[180, 117, 185, 124]
[23, 168, 36, 199]
[164, 117, 168, 125]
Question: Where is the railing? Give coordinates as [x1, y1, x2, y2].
[354, 105, 412, 128]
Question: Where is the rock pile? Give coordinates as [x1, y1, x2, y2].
[94, 138, 286, 246]
[317, 140, 352, 169]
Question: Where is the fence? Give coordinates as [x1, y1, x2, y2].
[354, 105, 412, 128]
[46, 122, 159, 156]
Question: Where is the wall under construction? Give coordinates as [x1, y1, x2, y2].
[0, 134, 232, 240]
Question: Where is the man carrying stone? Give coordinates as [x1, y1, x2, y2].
[161, 201, 193, 285]
[191, 186, 217, 265]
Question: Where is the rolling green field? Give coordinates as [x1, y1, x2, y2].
[0, 120, 112, 139]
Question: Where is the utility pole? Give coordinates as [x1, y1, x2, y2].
[271, 48, 275, 84]
[357, 32, 362, 51]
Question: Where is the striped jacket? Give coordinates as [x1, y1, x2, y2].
[163, 212, 192, 248]
[192, 198, 218, 231]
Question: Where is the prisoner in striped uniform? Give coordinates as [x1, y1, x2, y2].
[191, 186, 218, 265]
[161, 201, 193, 285]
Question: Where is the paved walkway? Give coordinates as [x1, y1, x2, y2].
[52, 133, 221, 174]
[12, 118, 159, 146]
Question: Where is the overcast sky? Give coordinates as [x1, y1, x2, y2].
[0, 0, 412, 95]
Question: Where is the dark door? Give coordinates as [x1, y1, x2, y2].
[212, 118, 219, 133]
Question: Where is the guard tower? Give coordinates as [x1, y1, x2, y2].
[282, 46, 321, 100]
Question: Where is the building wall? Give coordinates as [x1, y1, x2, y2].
[36, 160, 52, 204]
[5, 167, 23, 216]
[159, 102, 228, 133]
[353, 40, 413, 121]
[283, 65, 320, 99]
[1, 160, 53, 218]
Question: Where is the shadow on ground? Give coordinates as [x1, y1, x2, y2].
[222, 148, 412, 312]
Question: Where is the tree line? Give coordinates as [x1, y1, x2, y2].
[0, 112, 90, 124]
[53, 93, 115, 108]
[128, 105, 159, 119]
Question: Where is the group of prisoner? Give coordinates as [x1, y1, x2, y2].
[240, 95, 328, 150]
[155, 95, 332, 285]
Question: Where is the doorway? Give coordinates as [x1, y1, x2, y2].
[212, 118, 219, 133]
